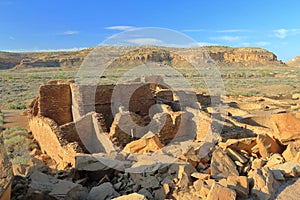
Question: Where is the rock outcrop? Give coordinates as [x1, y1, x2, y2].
[0, 46, 286, 70]
[287, 56, 300, 67]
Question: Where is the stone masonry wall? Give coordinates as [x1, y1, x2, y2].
[39, 83, 73, 125]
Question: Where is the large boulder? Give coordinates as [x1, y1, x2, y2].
[271, 113, 300, 144]
[206, 182, 236, 200]
[123, 132, 163, 153]
[282, 141, 300, 162]
[270, 162, 300, 177]
[211, 148, 239, 179]
[112, 193, 147, 200]
[88, 182, 119, 200]
[227, 176, 249, 198]
[109, 112, 145, 147]
[249, 167, 278, 200]
[275, 178, 300, 200]
[256, 134, 282, 158]
[27, 171, 84, 199]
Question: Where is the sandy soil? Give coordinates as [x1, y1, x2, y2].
[2, 110, 29, 130]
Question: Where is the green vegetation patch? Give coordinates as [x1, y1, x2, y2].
[2, 126, 36, 164]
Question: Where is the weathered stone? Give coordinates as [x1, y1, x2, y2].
[139, 176, 160, 189]
[150, 112, 178, 145]
[206, 182, 236, 200]
[75, 154, 123, 181]
[292, 93, 300, 100]
[123, 132, 163, 153]
[28, 171, 83, 199]
[211, 148, 239, 179]
[153, 184, 170, 200]
[282, 140, 300, 162]
[28, 116, 81, 169]
[257, 134, 282, 158]
[226, 148, 248, 164]
[138, 188, 153, 200]
[193, 179, 204, 191]
[271, 113, 300, 144]
[112, 193, 147, 200]
[271, 170, 285, 181]
[265, 153, 284, 168]
[39, 83, 73, 125]
[109, 111, 145, 147]
[249, 167, 278, 200]
[219, 137, 257, 154]
[191, 172, 210, 180]
[227, 175, 249, 198]
[251, 158, 266, 169]
[275, 178, 300, 200]
[88, 182, 119, 200]
[171, 162, 197, 189]
[270, 162, 300, 177]
[156, 89, 173, 101]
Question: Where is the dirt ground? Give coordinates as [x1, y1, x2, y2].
[2, 110, 29, 130]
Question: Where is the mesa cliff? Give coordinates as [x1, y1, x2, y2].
[0, 46, 285, 70]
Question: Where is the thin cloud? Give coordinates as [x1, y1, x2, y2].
[273, 28, 300, 39]
[255, 41, 270, 46]
[3, 47, 87, 52]
[182, 29, 206, 32]
[9, 36, 15, 40]
[240, 42, 251, 47]
[274, 29, 288, 39]
[127, 38, 163, 45]
[62, 30, 80, 35]
[216, 29, 249, 33]
[105, 26, 135, 31]
[196, 42, 218, 46]
[210, 36, 244, 42]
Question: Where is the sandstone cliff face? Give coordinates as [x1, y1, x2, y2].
[287, 56, 300, 67]
[0, 46, 285, 70]
[206, 46, 281, 66]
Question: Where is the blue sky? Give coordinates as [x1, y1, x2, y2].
[1, 0, 300, 61]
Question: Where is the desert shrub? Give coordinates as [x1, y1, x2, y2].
[11, 156, 30, 165]
[6, 75, 13, 80]
[7, 102, 27, 110]
[3, 126, 32, 164]
[52, 72, 67, 80]
[28, 73, 39, 79]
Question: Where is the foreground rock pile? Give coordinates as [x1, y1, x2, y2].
[3, 78, 300, 199]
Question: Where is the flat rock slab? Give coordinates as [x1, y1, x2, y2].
[275, 178, 300, 200]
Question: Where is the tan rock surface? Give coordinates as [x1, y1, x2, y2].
[109, 112, 145, 147]
[206, 182, 236, 200]
[211, 148, 239, 179]
[271, 113, 300, 143]
[275, 178, 300, 200]
[112, 193, 147, 200]
[257, 134, 282, 158]
[249, 167, 278, 200]
[123, 133, 163, 153]
[227, 175, 249, 198]
[282, 141, 300, 162]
